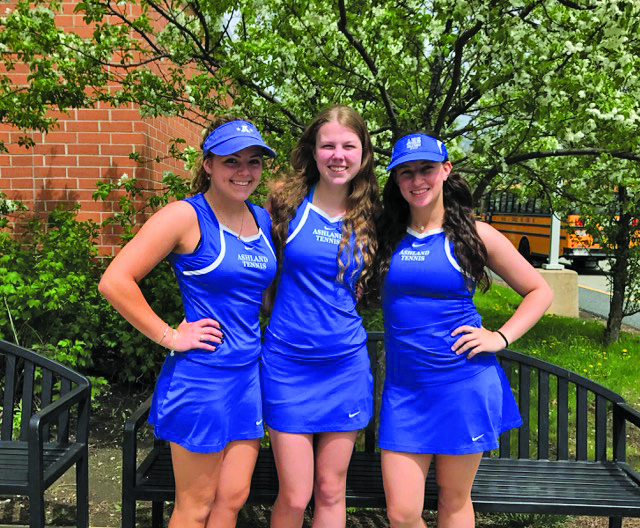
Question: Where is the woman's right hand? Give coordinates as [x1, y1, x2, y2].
[169, 318, 224, 353]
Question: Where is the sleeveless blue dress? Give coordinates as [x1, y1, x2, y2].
[149, 194, 277, 453]
[261, 192, 373, 433]
[379, 228, 522, 454]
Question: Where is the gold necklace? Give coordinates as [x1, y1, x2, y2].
[204, 194, 245, 240]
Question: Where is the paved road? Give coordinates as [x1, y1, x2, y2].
[576, 266, 640, 330]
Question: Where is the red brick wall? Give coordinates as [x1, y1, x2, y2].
[1, 107, 203, 256]
[0, 1, 204, 256]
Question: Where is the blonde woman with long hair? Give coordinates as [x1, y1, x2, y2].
[262, 105, 379, 528]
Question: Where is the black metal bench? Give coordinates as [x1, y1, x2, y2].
[0, 339, 91, 527]
[122, 332, 640, 528]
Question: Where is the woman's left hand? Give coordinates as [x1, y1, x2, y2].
[451, 325, 506, 359]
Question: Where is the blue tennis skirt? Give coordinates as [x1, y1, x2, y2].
[149, 353, 263, 454]
[378, 362, 522, 455]
[261, 345, 373, 434]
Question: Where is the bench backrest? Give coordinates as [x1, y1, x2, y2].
[363, 332, 627, 463]
[0, 339, 89, 444]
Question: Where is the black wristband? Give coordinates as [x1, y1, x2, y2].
[496, 330, 509, 348]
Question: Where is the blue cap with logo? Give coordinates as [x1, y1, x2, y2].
[387, 134, 448, 171]
[203, 120, 277, 158]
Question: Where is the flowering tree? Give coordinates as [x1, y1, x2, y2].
[2, 0, 639, 342]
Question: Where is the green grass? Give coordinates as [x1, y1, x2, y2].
[474, 283, 640, 408]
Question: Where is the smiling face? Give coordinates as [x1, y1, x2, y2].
[313, 120, 363, 189]
[395, 160, 452, 210]
[204, 145, 264, 202]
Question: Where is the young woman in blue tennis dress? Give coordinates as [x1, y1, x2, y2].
[376, 134, 553, 528]
[99, 118, 277, 528]
[263, 105, 379, 528]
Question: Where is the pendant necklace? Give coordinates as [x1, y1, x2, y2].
[204, 194, 245, 239]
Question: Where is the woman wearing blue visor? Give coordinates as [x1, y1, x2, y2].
[375, 133, 553, 527]
[99, 118, 277, 527]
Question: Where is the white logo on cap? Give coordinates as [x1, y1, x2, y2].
[406, 137, 422, 150]
[237, 125, 254, 133]
[436, 139, 444, 153]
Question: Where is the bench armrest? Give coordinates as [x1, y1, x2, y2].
[26, 383, 91, 481]
[28, 384, 91, 440]
[617, 402, 640, 429]
[123, 396, 153, 440]
[122, 395, 153, 495]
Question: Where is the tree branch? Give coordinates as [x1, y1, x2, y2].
[556, 0, 596, 11]
[434, 20, 483, 135]
[471, 147, 640, 203]
[336, 0, 398, 135]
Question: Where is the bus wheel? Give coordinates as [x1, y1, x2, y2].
[518, 238, 531, 262]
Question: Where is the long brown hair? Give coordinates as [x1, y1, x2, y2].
[376, 154, 490, 294]
[269, 105, 379, 295]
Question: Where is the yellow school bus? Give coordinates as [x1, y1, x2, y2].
[481, 191, 607, 266]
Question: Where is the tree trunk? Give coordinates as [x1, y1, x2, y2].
[606, 266, 626, 344]
[604, 185, 631, 345]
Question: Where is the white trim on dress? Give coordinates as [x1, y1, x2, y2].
[183, 223, 226, 276]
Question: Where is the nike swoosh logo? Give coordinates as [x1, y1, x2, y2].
[348, 411, 361, 418]
[472, 434, 485, 442]
[255, 419, 263, 426]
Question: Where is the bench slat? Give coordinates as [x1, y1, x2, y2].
[576, 385, 588, 460]
[58, 378, 72, 444]
[499, 359, 512, 458]
[41, 370, 53, 442]
[595, 395, 607, 462]
[2, 354, 16, 441]
[537, 370, 550, 460]
[613, 403, 626, 462]
[557, 377, 569, 459]
[20, 360, 35, 442]
[518, 365, 531, 458]
[364, 339, 378, 452]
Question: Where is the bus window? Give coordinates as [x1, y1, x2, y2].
[481, 195, 607, 266]
[505, 193, 514, 214]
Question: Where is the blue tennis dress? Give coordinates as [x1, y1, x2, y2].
[149, 194, 277, 453]
[262, 192, 373, 433]
[379, 228, 522, 454]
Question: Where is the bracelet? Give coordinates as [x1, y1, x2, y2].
[169, 329, 178, 354]
[495, 330, 509, 348]
[157, 324, 170, 345]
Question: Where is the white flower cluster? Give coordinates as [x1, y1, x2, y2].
[0, 198, 19, 215]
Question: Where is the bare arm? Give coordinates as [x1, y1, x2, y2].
[98, 201, 222, 352]
[452, 221, 553, 358]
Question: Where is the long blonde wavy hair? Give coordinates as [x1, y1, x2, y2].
[269, 105, 379, 300]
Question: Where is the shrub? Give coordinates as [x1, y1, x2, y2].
[0, 173, 189, 386]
